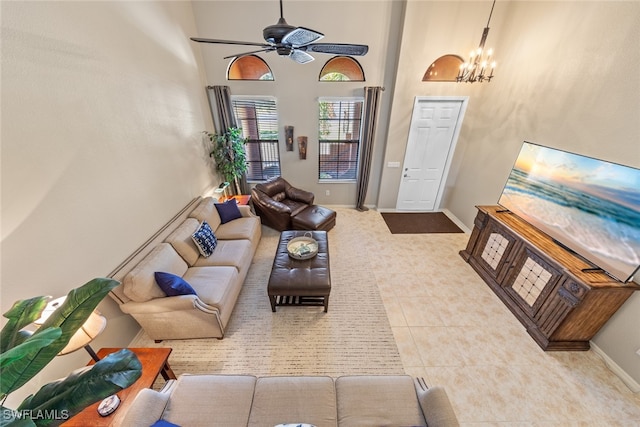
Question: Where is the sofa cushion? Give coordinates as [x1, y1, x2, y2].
[189, 197, 222, 231]
[336, 375, 426, 427]
[248, 376, 337, 427]
[215, 216, 261, 241]
[154, 272, 197, 297]
[123, 244, 188, 302]
[162, 375, 256, 427]
[215, 200, 243, 224]
[182, 266, 238, 308]
[165, 218, 201, 266]
[191, 221, 218, 257]
[192, 239, 252, 271]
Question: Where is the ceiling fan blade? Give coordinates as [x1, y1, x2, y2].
[302, 43, 369, 56]
[223, 47, 276, 59]
[190, 37, 271, 48]
[289, 49, 315, 64]
[282, 27, 324, 47]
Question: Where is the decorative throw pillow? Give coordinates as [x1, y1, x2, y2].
[215, 199, 243, 224]
[150, 420, 181, 427]
[191, 221, 217, 257]
[154, 272, 197, 297]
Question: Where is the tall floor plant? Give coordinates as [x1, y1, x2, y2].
[0, 278, 142, 427]
[206, 127, 248, 195]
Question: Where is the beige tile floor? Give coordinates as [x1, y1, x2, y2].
[364, 211, 640, 426]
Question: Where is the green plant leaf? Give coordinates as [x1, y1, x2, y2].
[207, 127, 248, 187]
[1, 297, 49, 353]
[0, 278, 119, 397]
[0, 328, 62, 388]
[17, 349, 142, 426]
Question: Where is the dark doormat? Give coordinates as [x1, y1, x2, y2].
[381, 212, 464, 234]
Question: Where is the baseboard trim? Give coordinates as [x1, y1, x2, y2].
[442, 209, 472, 234]
[128, 328, 147, 346]
[591, 341, 640, 393]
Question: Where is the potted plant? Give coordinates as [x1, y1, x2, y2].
[0, 278, 142, 427]
[206, 127, 248, 195]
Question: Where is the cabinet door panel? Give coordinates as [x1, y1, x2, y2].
[504, 246, 563, 317]
[473, 222, 519, 282]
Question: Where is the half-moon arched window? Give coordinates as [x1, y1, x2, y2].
[422, 54, 464, 82]
[319, 56, 365, 82]
[227, 55, 274, 81]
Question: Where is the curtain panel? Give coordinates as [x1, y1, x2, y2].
[206, 85, 248, 194]
[356, 86, 384, 211]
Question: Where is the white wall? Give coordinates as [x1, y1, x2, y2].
[191, 0, 404, 207]
[382, 0, 640, 383]
[1, 0, 214, 406]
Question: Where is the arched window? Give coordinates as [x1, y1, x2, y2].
[422, 54, 464, 82]
[227, 55, 274, 81]
[319, 56, 365, 82]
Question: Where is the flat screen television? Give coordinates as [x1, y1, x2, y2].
[498, 142, 640, 283]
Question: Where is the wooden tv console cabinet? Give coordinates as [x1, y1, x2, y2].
[460, 205, 640, 351]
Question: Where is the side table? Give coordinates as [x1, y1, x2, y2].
[62, 347, 176, 427]
[220, 194, 252, 205]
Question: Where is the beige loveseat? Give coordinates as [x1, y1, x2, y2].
[109, 196, 261, 340]
[121, 374, 459, 427]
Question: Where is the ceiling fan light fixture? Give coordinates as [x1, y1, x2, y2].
[282, 27, 324, 47]
[190, 0, 368, 65]
[290, 50, 315, 64]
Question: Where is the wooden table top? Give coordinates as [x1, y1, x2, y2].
[61, 347, 172, 427]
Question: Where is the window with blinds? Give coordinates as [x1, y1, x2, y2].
[231, 96, 281, 181]
[318, 98, 363, 181]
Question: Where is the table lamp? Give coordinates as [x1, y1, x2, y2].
[35, 296, 107, 362]
[213, 181, 231, 201]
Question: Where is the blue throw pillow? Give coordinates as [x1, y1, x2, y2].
[215, 200, 242, 224]
[191, 221, 217, 257]
[154, 272, 197, 297]
[150, 420, 181, 427]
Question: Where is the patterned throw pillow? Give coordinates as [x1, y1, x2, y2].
[191, 221, 217, 257]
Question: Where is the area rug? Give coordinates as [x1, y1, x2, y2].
[381, 212, 463, 234]
[130, 223, 403, 379]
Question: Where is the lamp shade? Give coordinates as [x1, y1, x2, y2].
[34, 296, 107, 356]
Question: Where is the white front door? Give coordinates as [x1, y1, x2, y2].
[396, 97, 466, 211]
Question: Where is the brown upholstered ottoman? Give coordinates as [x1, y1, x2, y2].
[268, 230, 331, 312]
[292, 205, 336, 231]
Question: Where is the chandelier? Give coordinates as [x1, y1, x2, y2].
[457, 0, 497, 83]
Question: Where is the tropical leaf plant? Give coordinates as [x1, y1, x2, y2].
[207, 127, 248, 195]
[0, 279, 142, 427]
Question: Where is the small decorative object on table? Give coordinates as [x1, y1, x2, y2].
[287, 232, 319, 260]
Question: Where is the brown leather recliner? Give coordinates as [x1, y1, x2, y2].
[251, 176, 315, 231]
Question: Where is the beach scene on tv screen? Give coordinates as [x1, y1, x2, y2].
[499, 142, 640, 282]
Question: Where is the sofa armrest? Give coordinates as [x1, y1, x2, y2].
[286, 187, 314, 205]
[415, 383, 459, 427]
[118, 295, 198, 314]
[259, 197, 292, 214]
[238, 205, 257, 218]
[120, 381, 176, 427]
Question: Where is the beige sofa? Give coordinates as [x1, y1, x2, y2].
[121, 374, 459, 427]
[109, 196, 261, 340]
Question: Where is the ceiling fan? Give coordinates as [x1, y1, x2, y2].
[190, 0, 369, 64]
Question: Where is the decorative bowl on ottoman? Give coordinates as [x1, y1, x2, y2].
[287, 233, 319, 260]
